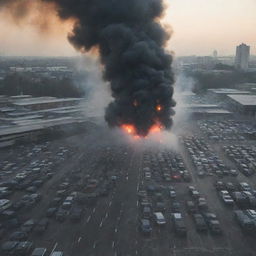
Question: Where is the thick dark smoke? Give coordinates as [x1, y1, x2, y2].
[1, 0, 176, 137]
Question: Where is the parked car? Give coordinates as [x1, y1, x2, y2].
[153, 212, 166, 225]
[234, 210, 254, 233]
[34, 218, 49, 234]
[239, 182, 251, 192]
[186, 201, 197, 214]
[15, 241, 33, 255]
[193, 214, 207, 232]
[171, 213, 187, 237]
[1, 241, 19, 255]
[9, 231, 28, 241]
[70, 207, 82, 221]
[219, 191, 234, 206]
[139, 219, 152, 235]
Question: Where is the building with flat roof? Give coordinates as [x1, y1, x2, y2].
[228, 94, 256, 117]
[0, 95, 88, 147]
[208, 88, 250, 100]
[11, 97, 83, 110]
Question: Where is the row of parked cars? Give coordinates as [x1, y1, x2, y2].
[138, 151, 222, 237]
[0, 144, 75, 255]
[138, 184, 222, 237]
[186, 185, 222, 235]
[223, 145, 256, 177]
[0, 144, 121, 255]
[143, 150, 191, 183]
[215, 181, 256, 209]
[214, 180, 256, 234]
[1, 241, 64, 256]
[183, 136, 238, 178]
[198, 120, 255, 141]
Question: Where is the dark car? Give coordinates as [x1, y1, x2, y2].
[34, 218, 49, 234]
[46, 208, 57, 218]
[171, 202, 181, 212]
[56, 209, 67, 222]
[208, 220, 222, 235]
[171, 213, 187, 237]
[1, 241, 19, 255]
[186, 201, 196, 214]
[139, 219, 152, 235]
[193, 214, 207, 232]
[21, 219, 35, 233]
[234, 210, 254, 233]
[142, 206, 151, 219]
[70, 207, 83, 221]
[14, 241, 33, 255]
[215, 181, 225, 191]
[226, 182, 235, 192]
[9, 231, 28, 241]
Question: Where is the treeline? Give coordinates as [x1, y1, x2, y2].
[188, 69, 256, 93]
[0, 73, 85, 98]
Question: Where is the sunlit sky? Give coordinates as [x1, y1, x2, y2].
[0, 0, 255, 56]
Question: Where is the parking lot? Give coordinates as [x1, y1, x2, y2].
[0, 119, 256, 256]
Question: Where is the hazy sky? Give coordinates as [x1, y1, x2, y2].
[0, 0, 255, 56]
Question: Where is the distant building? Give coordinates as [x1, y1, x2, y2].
[235, 43, 250, 71]
[213, 50, 218, 59]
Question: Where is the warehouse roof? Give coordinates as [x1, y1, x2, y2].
[228, 95, 256, 106]
[0, 117, 83, 137]
[209, 88, 250, 95]
[13, 97, 82, 106]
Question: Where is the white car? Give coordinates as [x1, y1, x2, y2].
[219, 190, 234, 205]
[153, 212, 166, 225]
[239, 182, 251, 191]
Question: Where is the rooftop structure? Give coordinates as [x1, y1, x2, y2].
[228, 95, 256, 106]
[12, 97, 82, 106]
[208, 88, 250, 95]
[228, 94, 256, 117]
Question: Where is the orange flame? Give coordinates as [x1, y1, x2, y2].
[121, 124, 136, 135]
[156, 105, 162, 112]
[121, 123, 163, 139]
[149, 124, 162, 133]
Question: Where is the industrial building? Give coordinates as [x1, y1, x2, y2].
[208, 88, 250, 100]
[228, 94, 256, 117]
[0, 95, 88, 147]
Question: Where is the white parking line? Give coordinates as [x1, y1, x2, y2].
[115, 227, 118, 233]
[109, 201, 112, 207]
[87, 216, 91, 223]
[78, 237, 82, 243]
[112, 241, 115, 248]
[50, 243, 58, 256]
[93, 241, 97, 249]
[99, 221, 103, 228]
[105, 212, 109, 218]
[93, 208, 96, 213]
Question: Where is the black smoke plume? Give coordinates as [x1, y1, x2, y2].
[1, 0, 176, 137]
